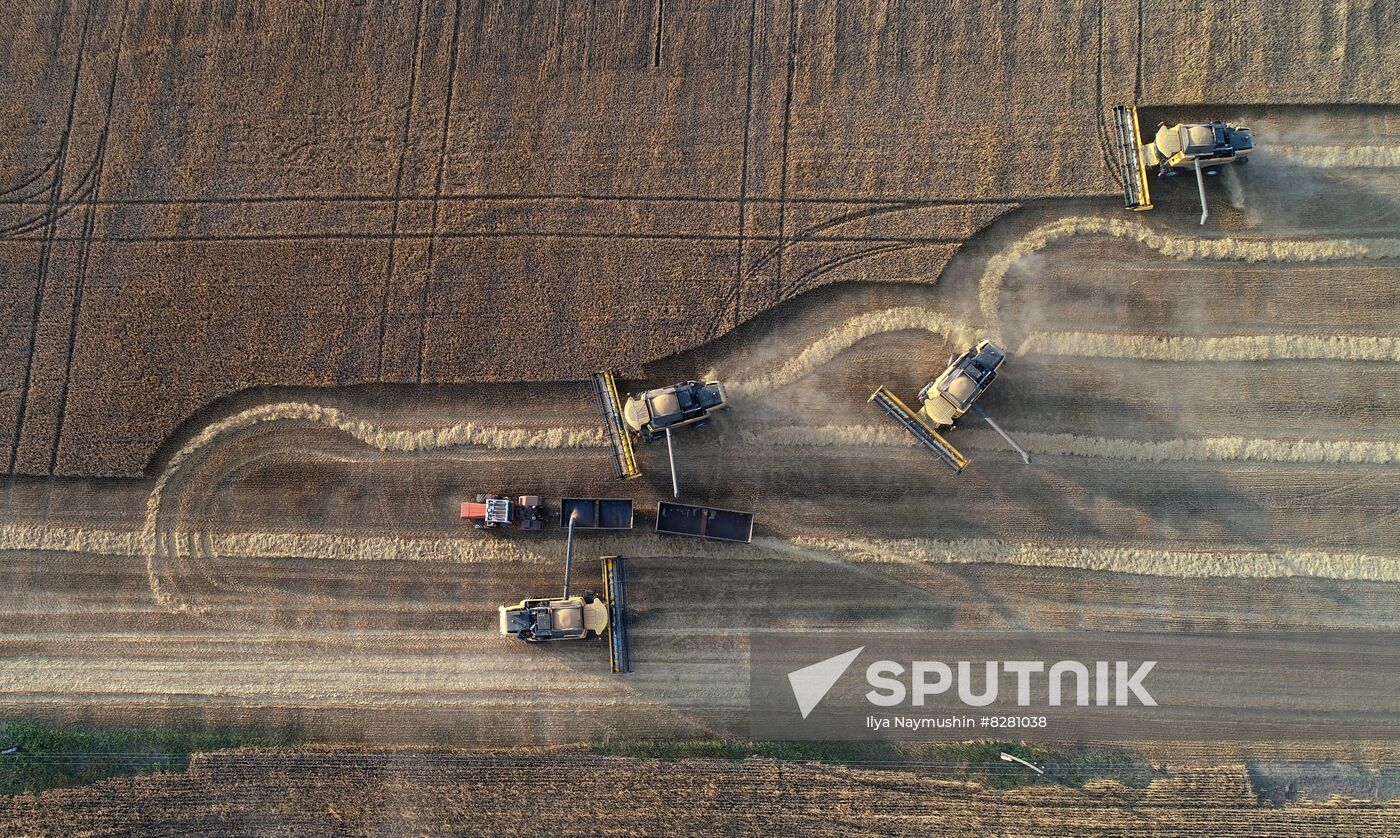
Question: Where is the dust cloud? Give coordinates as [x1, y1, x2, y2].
[979, 216, 1400, 318]
[796, 536, 1400, 583]
[728, 307, 979, 396]
[1018, 331, 1400, 362]
[742, 425, 1399, 466]
[1268, 145, 1400, 169]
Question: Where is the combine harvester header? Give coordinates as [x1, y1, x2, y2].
[869, 340, 1030, 474]
[1113, 105, 1155, 212]
[590, 372, 641, 480]
[869, 386, 970, 473]
[602, 555, 630, 673]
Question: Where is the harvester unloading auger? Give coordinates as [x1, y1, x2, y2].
[1113, 105, 1255, 224]
[869, 340, 1031, 474]
[590, 371, 729, 497]
[497, 508, 631, 673]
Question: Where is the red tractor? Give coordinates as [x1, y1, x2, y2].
[460, 494, 547, 531]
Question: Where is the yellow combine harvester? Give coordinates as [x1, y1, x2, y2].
[498, 508, 631, 673]
[869, 340, 1031, 474]
[589, 371, 729, 496]
[496, 556, 630, 673]
[1113, 105, 1255, 224]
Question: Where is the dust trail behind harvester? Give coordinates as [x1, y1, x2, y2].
[1268, 145, 1400, 169]
[1018, 331, 1400, 362]
[1221, 164, 1249, 214]
[741, 425, 1400, 466]
[978, 216, 1400, 319]
[9, 520, 1394, 584]
[795, 536, 1400, 583]
[727, 307, 979, 397]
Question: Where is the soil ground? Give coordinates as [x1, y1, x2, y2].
[1, 0, 1397, 830]
[0, 156, 1396, 748]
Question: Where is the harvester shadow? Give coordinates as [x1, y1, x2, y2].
[1134, 103, 1400, 235]
[536, 545, 971, 738]
[1142, 156, 1399, 236]
[1013, 391, 1371, 621]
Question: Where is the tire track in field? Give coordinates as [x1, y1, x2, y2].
[978, 216, 1400, 318]
[1267, 145, 1400, 168]
[141, 402, 604, 610]
[7, 520, 1395, 594]
[742, 425, 1400, 466]
[0, 0, 97, 206]
[75, 400, 1400, 611]
[374, 0, 428, 381]
[724, 307, 1398, 397]
[6, 4, 94, 475]
[0, 151, 102, 238]
[50, 0, 132, 474]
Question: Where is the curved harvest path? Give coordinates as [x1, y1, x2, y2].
[2, 131, 1397, 743]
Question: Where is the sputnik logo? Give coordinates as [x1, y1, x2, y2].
[787, 646, 864, 719]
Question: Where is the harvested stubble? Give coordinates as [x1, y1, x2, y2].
[978, 216, 1400, 318]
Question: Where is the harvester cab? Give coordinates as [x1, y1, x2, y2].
[497, 508, 632, 672]
[621, 380, 728, 442]
[869, 340, 1031, 473]
[590, 372, 729, 497]
[1113, 105, 1255, 225]
[917, 341, 1006, 427]
[499, 595, 609, 641]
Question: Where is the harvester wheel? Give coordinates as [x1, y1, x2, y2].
[1235, 156, 1248, 165]
[583, 591, 596, 604]
[475, 493, 485, 503]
